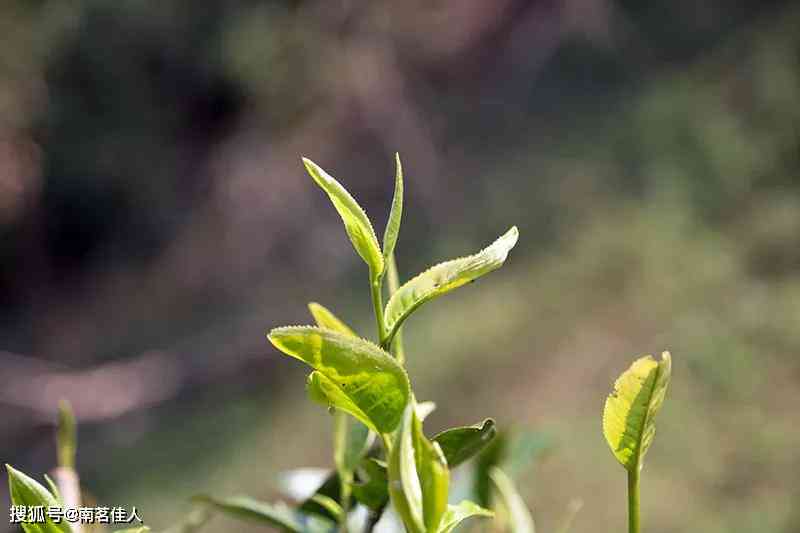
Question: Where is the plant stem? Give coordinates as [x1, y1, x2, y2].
[370, 274, 387, 344]
[385, 254, 405, 364]
[627, 468, 640, 533]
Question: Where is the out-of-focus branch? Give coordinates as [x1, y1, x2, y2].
[0, 350, 186, 424]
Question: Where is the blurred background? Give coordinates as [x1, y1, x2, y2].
[1, 1, 799, 532]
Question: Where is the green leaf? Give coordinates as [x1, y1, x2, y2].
[43, 474, 62, 504]
[384, 226, 519, 338]
[6, 464, 72, 533]
[303, 157, 383, 277]
[269, 327, 410, 433]
[382, 153, 403, 265]
[352, 459, 389, 511]
[489, 467, 535, 533]
[436, 501, 493, 533]
[388, 404, 451, 533]
[432, 419, 496, 468]
[306, 303, 373, 489]
[113, 528, 150, 533]
[308, 302, 357, 337]
[602, 351, 672, 472]
[308, 494, 343, 521]
[413, 416, 449, 532]
[388, 406, 425, 533]
[194, 495, 334, 533]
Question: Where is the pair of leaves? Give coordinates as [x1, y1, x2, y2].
[388, 405, 492, 533]
[268, 327, 411, 434]
[303, 156, 518, 350]
[303, 155, 403, 281]
[304, 416, 496, 516]
[602, 351, 672, 472]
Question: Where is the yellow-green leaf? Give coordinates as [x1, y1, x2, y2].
[489, 467, 534, 533]
[6, 465, 72, 533]
[602, 351, 672, 472]
[388, 405, 425, 533]
[308, 302, 357, 337]
[384, 226, 518, 338]
[382, 153, 403, 264]
[268, 327, 410, 433]
[437, 501, 493, 533]
[303, 158, 383, 277]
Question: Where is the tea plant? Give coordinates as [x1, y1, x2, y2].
[5, 154, 672, 533]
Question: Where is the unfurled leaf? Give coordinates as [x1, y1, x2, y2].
[433, 419, 496, 468]
[388, 406, 425, 533]
[6, 465, 71, 533]
[489, 467, 535, 533]
[308, 303, 357, 337]
[384, 226, 519, 338]
[194, 495, 334, 533]
[603, 351, 672, 472]
[303, 158, 383, 277]
[352, 459, 389, 511]
[382, 153, 403, 265]
[268, 327, 410, 433]
[437, 501, 493, 533]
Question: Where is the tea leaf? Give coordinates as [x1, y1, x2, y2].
[114, 528, 150, 533]
[194, 495, 334, 533]
[602, 352, 672, 472]
[269, 327, 410, 433]
[436, 501, 493, 533]
[352, 459, 389, 511]
[6, 464, 72, 533]
[308, 303, 357, 337]
[303, 158, 383, 277]
[489, 467, 535, 533]
[384, 226, 519, 340]
[432, 419, 496, 468]
[388, 406, 425, 533]
[307, 304, 373, 485]
[382, 153, 403, 265]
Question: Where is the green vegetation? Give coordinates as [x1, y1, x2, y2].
[7, 157, 675, 533]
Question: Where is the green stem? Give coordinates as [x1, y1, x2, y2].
[627, 468, 640, 533]
[370, 273, 387, 345]
[385, 254, 405, 364]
